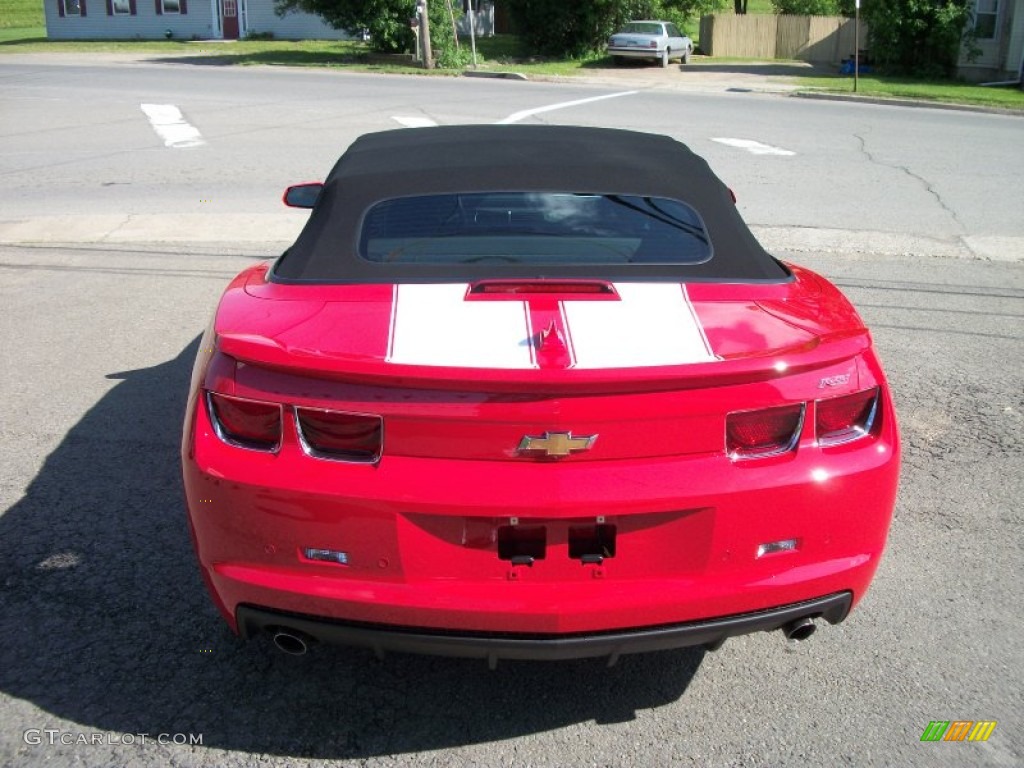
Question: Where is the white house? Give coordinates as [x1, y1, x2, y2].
[959, 0, 1024, 82]
[44, 0, 347, 40]
[44, 0, 495, 42]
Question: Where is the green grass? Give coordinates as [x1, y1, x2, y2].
[798, 74, 1024, 109]
[0, 32, 601, 76]
[471, 35, 608, 77]
[0, 0, 44, 28]
[0, 26, 44, 42]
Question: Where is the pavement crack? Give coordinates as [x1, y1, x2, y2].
[854, 132, 966, 234]
[99, 214, 134, 242]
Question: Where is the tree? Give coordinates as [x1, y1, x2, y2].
[275, 0, 414, 53]
[770, 0, 840, 13]
[734, 0, 747, 14]
[275, 0, 470, 66]
[862, 0, 973, 77]
[507, 0, 726, 57]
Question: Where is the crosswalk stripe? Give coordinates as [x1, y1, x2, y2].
[711, 137, 795, 156]
[140, 103, 206, 149]
[392, 116, 439, 128]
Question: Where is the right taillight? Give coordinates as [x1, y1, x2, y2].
[815, 387, 879, 446]
[295, 407, 383, 463]
[207, 392, 282, 452]
[726, 403, 805, 460]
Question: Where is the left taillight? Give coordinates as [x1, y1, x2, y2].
[726, 403, 805, 460]
[206, 392, 283, 452]
[295, 407, 383, 463]
[815, 387, 879, 446]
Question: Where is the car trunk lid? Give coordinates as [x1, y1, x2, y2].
[211, 265, 869, 462]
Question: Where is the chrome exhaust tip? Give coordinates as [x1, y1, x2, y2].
[781, 617, 816, 642]
[272, 630, 311, 656]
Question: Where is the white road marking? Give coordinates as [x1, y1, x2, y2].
[392, 116, 439, 128]
[497, 91, 639, 125]
[140, 103, 205, 149]
[711, 137, 795, 156]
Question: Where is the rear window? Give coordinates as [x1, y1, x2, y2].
[621, 23, 664, 35]
[358, 193, 712, 266]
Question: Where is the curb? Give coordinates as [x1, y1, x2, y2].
[2, 215, 1019, 262]
[792, 90, 1024, 117]
[462, 70, 529, 81]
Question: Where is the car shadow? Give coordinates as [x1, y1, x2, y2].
[0, 336, 703, 759]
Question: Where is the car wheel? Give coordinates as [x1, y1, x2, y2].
[612, 55, 624, 67]
[681, 47, 691, 65]
[660, 49, 669, 68]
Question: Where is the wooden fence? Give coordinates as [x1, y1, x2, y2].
[698, 14, 866, 64]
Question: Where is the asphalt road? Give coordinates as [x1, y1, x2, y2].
[1, 56, 1022, 259]
[0, 59, 1022, 767]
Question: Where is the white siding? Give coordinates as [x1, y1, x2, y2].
[1007, 0, 1024, 77]
[44, 0, 350, 40]
[245, 6, 348, 40]
[456, 2, 495, 38]
[959, 0, 1023, 80]
[45, 0, 216, 40]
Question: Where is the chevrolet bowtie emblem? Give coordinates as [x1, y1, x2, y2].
[517, 431, 597, 458]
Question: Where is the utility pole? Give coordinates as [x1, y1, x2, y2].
[854, 0, 860, 93]
[468, 0, 477, 68]
[419, 0, 434, 69]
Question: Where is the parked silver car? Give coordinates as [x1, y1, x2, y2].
[608, 20, 693, 68]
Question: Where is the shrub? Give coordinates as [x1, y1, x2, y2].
[864, 0, 973, 77]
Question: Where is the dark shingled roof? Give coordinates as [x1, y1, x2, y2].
[271, 125, 789, 283]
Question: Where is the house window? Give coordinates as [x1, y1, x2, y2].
[112, 0, 131, 13]
[61, 0, 83, 15]
[973, 0, 999, 39]
[162, 0, 181, 12]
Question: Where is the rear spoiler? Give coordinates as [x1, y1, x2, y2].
[216, 331, 870, 395]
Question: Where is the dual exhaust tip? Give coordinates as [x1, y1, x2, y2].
[270, 618, 818, 658]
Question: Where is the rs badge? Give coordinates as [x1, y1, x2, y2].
[517, 432, 597, 458]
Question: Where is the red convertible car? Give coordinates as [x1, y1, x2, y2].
[182, 125, 899, 665]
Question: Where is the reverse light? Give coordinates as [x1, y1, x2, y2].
[302, 548, 349, 565]
[207, 392, 282, 452]
[295, 407, 383, 463]
[726, 403, 805, 460]
[757, 538, 799, 558]
[816, 387, 879, 446]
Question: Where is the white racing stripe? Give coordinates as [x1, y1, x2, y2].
[711, 137, 795, 156]
[140, 103, 206, 149]
[387, 283, 716, 370]
[388, 284, 533, 369]
[392, 116, 439, 128]
[564, 283, 715, 369]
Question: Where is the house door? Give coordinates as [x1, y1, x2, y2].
[222, 0, 239, 39]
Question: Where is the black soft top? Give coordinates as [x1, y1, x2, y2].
[271, 125, 788, 283]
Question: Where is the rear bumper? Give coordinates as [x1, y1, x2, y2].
[182, 356, 899, 641]
[608, 48, 664, 60]
[237, 592, 852, 664]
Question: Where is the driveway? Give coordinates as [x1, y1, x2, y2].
[537, 57, 825, 93]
